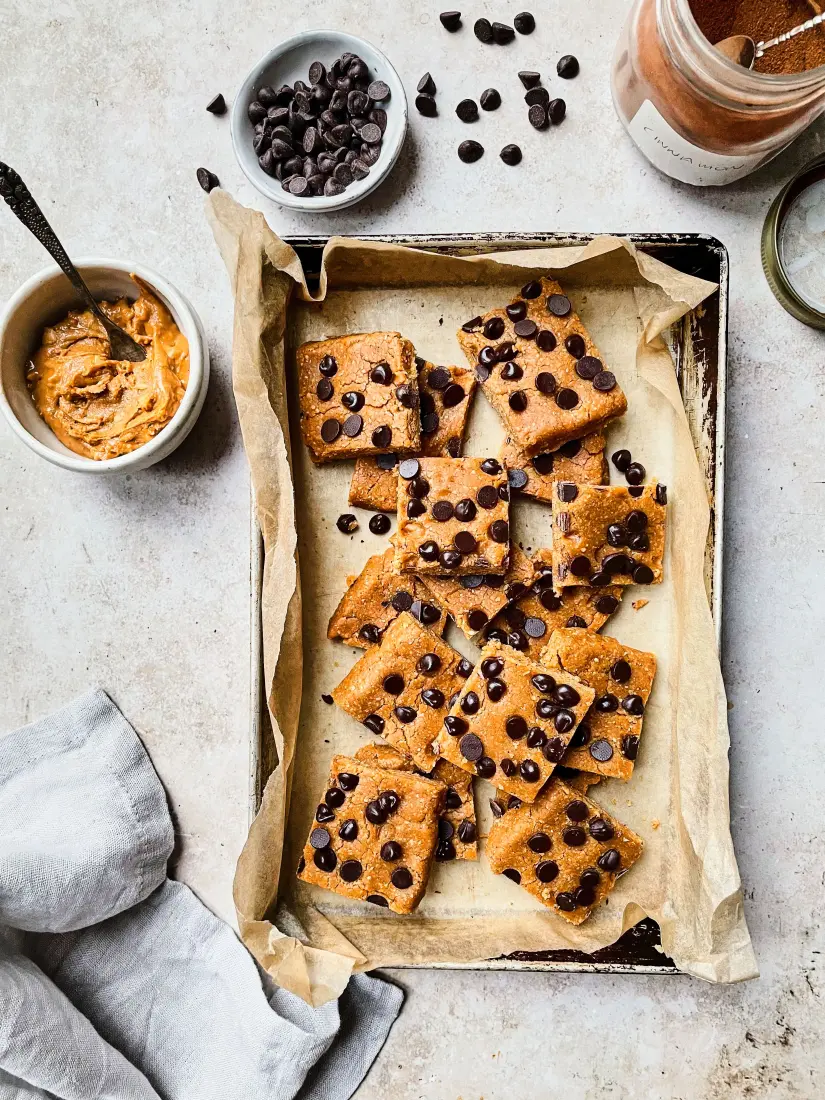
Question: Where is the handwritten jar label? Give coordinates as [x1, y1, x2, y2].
[627, 99, 766, 186]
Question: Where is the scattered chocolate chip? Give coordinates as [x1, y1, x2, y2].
[594, 595, 619, 616]
[370, 361, 392, 384]
[589, 817, 614, 841]
[336, 513, 358, 534]
[430, 500, 453, 523]
[480, 87, 501, 111]
[463, 315, 483, 332]
[501, 362, 523, 381]
[514, 318, 538, 338]
[557, 54, 580, 79]
[206, 93, 227, 115]
[514, 11, 535, 34]
[415, 92, 438, 116]
[525, 86, 550, 107]
[598, 848, 621, 872]
[368, 513, 391, 535]
[366, 894, 389, 906]
[656, 483, 668, 505]
[319, 355, 338, 377]
[500, 143, 523, 166]
[459, 732, 484, 761]
[622, 694, 645, 716]
[625, 461, 646, 485]
[474, 16, 494, 42]
[519, 71, 541, 89]
[417, 72, 436, 95]
[321, 693, 333, 705]
[358, 624, 381, 644]
[197, 167, 220, 193]
[483, 317, 505, 341]
[548, 97, 566, 124]
[492, 20, 515, 43]
[456, 98, 479, 122]
[628, 486, 644, 498]
[458, 139, 484, 163]
[445, 715, 469, 737]
[528, 103, 548, 130]
[522, 617, 545, 639]
[440, 10, 462, 31]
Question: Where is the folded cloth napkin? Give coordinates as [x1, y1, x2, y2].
[0, 689, 402, 1100]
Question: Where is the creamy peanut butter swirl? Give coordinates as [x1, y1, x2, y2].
[27, 276, 189, 460]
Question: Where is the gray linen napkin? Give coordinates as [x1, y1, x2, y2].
[0, 689, 402, 1100]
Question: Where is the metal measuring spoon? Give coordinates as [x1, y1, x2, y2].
[716, 10, 825, 69]
[0, 163, 146, 362]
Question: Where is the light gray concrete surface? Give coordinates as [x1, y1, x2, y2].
[0, 2, 823, 1097]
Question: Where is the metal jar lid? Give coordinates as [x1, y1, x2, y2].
[762, 152, 825, 328]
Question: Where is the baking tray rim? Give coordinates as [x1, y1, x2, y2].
[247, 230, 728, 975]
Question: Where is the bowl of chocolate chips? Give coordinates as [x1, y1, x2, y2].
[231, 30, 407, 210]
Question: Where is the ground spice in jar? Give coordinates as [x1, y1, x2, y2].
[690, 0, 825, 73]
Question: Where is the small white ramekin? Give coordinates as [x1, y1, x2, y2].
[0, 259, 209, 473]
[231, 29, 408, 212]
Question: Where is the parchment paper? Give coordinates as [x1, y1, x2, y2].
[207, 191, 757, 1006]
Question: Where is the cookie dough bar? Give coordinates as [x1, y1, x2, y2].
[541, 628, 656, 781]
[457, 276, 627, 456]
[395, 457, 511, 576]
[486, 778, 643, 925]
[354, 744, 477, 861]
[327, 547, 446, 648]
[431, 641, 595, 802]
[484, 565, 622, 657]
[297, 332, 421, 463]
[332, 611, 473, 771]
[349, 359, 477, 512]
[551, 481, 667, 587]
[501, 432, 608, 504]
[297, 753, 445, 914]
[419, 545, 536, 640]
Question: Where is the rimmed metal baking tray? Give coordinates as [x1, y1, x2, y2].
[248, 231, 728, 975]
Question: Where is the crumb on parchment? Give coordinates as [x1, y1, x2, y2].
[633, 599, 649, 611]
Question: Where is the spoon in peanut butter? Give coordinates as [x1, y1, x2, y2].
[716, 10, 825, 69]
[0, 163, 146, 362]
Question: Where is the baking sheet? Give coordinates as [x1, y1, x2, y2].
[207, 192, 756, 1005]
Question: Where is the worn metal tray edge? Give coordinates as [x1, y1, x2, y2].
[248, 231, 728, 975]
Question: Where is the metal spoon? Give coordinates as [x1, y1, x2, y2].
[716, 10, 825, 70]
[0, 163, 146, 362]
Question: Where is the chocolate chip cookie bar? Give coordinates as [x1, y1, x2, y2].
[332, 611, 472, 770]
[349, 359, 477, 512]
[484, 566, 623, 656]
[486, 778, 643, 924]
[457, 277, 627, 456]
[431, 641, 595, 802]
[327, 547, 446, 648]
[354, 744, 477, 861]
[551, 481, 667, 587]
[541, 628, 657, 781]
[297, 332, 421, 463]
[501, 432, 608, 504]
[419, 545, 536, 640]
[297, 753, 445, 914]
[394, 457, 511, 576]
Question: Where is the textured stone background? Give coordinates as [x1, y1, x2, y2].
[1, 2, 823, 1096]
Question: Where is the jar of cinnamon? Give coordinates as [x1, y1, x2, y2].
[612, 0, 825, 186]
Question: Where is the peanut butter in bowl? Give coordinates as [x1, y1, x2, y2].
[26, 276, 189, 460]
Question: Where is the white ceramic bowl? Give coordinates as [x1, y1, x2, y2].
[231, 30, 407, 212]
[0, 260, 209, 474]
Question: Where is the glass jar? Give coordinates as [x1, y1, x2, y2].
[612, 0, 825, 186]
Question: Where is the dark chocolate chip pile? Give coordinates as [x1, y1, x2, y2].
[247, 52, 389, 198]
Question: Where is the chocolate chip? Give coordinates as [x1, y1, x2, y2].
[633, 564, 654, 584]
[310, 827, 331, 849]
[593, 370, 617, 392]
[566, 615, 587, 629]
[339, 859, 363, 882]
[366, 894, 389, 907]
[539, 590, 562, 614]
[595, 594, 620, 614]
[482, 317, 505, 341]
[488, 520, 509, 543]
[339, 818, 358, 841]
[418, 602, 441, 626]
[536, 859, 560, 885]
[628, 486, 644, 498]
[606, 523, 627, 548]
[321, 419, 341, 443]
[628, 532, 650, 552]
[397, 459, 420, 482]
[564, 334, 585, 360]
[523, 617, 546, 639]
[625, 461, 646, 485]
[502, 868, 522, 884]
[336, 513, 358, 534]
[371, 426, 393, 449]
[428, 500, 452, 523]
[470, 485, 495, 512]
[556, 482, 579, 504]
[408, 477, 430, 500]
[519, 759, 540, 782]
[508, 390, 527, 412]
[389, 867, 412, 889]
[370, 362, 394, 385]
[458, 820, 476, 843]
[456, 98, 479, 122]
[514, 10, 536, 33]
[314, 847, 337, 871]
[435, 839, 457, 861]
[316, 378, 333, 401]
[519, 70, 541, 89]
[543, 737, 566, 763]
[395, 384, 418, 409]
[501, 362, 524, 381]
[622, 694, 645, 716]
[316, 802, 334, 823]
[564, 800, 588, 823]
[547, 294, 572, 317]
[444, 788, 463, 812]
[458, 139, 484, 163]
[342, 413, 363, 437]
[415, 93, 438, 116]
[358, 624, 381, 645]
[457, 658, 474, 678]
[515, 318, 539, 339]
[480, 87, 501, 110]
[492, 20, 515, 43]
[459, 733, 484, 761]
[474, 16, 494, 42]
[476, 756, 497, 778]
[364, 713, 385, 734]
[569, 555, 591, 578]
[501, 716, 525, 742]
[480, 658, 503, 679]
[325, 787, 346, 809]
[589, 817, 614, 841]
[528, 103, 548, 130]
[589, 739, 614, 763]
[368, 513, 391, 536]
[461, 608, 486, 633]
[440, 10, 462, 31]
[563, 825, 587, 847]
[656, 483, 668, 505]
[461, 691, 481, 715]
[378, 840, 402, 863]
[380, 673, 404, 696]
[525, 86, 550, 107]
[417, 72, 436, 96]
[555, 388, 579, 410]
[622, 735, 640, 760]
[490, 799, 506, 818]
[206, 93, 227, 115]
[337, 772, 360, 792]
[598, 848, 621, 872]
[486, 678, 506, 702]
[197, 167, 220, 193]
[557, 54, 580, 78]
[322, 693, 333, 705]
[478, 346, 498, 368]
[445, 714, 468, 737]
[546, 98, 566, 125]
